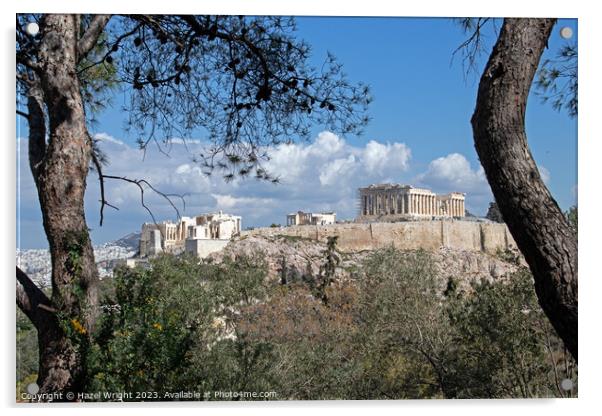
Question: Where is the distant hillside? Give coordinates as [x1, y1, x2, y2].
[109, 232, 141, 252]
[17, 231, 140, 287]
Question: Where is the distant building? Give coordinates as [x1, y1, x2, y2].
[286, 211, 336, 226]
[357, 184, 465, 220]
[139, 211, 241, 259]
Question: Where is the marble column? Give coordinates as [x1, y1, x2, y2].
[386, 193, 389, 214]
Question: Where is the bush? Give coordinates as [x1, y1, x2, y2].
[445, 269, 577, 398]
[86, 252, 272, 399]
[18, 246, 576, 400]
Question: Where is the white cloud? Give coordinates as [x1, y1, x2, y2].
[572, 184, 577, 200]
[211, 194, 274, 210]
[249, 132, 413, 221]
[416, 153, 487, 191]
[415, 153, 493, 216]
[166, 137, 202, 145]
[19, 131, 504, 246]
[361, 140, 411, 175]
[319, 155, 357, 186]
[84, 131, 417, 230]
[538, 165, 551, 185]
[94, 132, 125, 146]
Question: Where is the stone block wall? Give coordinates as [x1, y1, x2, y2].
[242, 220, 516, 254]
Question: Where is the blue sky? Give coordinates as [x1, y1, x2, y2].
[17, 17, 578, 249]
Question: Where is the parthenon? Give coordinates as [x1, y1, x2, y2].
[357, 184, 465, 220]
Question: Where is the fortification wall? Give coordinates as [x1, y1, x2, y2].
[242, 220, 516, 254]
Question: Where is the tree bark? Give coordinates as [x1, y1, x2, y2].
[17, 14, 109, 396]
[17, 267, 80, 396]
[471, 18, 578, 360]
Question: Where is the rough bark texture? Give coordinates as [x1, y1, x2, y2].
[17, 267, 80, 396]
[471, 18, 578, 360]
[17, 14, 108, 397]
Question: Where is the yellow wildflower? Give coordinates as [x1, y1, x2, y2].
[70, 318, 87, 335]
[152, 322, 163, 331]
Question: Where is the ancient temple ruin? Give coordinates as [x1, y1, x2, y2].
[286, 211, 336, 226]
[357, 184, 465, 221]
[139, 211, 241, 258]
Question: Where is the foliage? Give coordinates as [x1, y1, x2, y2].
[85, 252, 270, 399]
[486, 201, 504, 223]
[90, 15, 371, 181]
[349, 248, 450, 399]
[16, 309, 38, 386]
[535, 44, 578, 117]
[566, 205, 578, 236]
[446, 268, 576, 398]
[18, 247, 576, 400]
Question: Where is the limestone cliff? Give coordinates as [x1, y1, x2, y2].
[209, 233, 524, 291]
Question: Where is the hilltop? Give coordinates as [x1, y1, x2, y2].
[210, 233, 524, 293]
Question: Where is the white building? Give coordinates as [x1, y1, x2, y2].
[286, 211, 336, 226]
[185, 211, 242, 258]
[139, 211, 241, 259]
[358, 184, 466, 220]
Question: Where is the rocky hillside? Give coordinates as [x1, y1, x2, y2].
[209, 234, 525, 291]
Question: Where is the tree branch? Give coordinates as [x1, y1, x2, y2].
[452, 18, 492, 78]
[91, 151, 118, 226]
[77, 14, 112, 60]
[16, 266, 55, 330]
[77, 22, 142, 75]
[101, 174, 185, 230]
[17, 54, 42, 72]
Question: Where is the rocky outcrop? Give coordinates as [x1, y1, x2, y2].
[209, 234, 523, 289]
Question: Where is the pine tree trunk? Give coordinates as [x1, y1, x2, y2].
[31, 14, 100, 395]
[471, 18, 578, 360]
